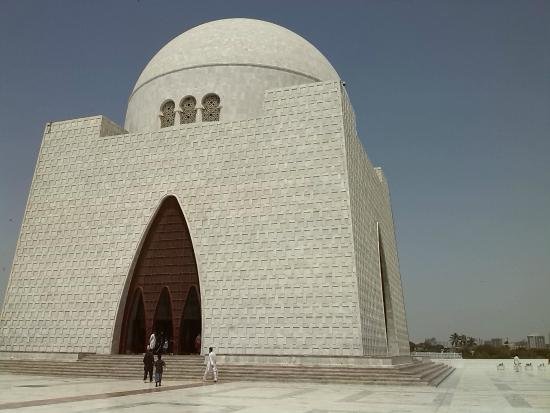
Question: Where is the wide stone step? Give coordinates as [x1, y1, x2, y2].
[0, 364, 412, 378]
[0, 369, 426, 385]
[0, 359, 404, 372]
[398, 361, 455, 387]
[417, 364, 450, 379]
[206, 375, 413, 385]
[217, 373, 421, 382]
[80, 362, 408, 374]
[1, 366, 412, 379]
[427, 365, 455, 386]
[410, 364, 444, 376]
[0, 357, 454, 386]
[400, 362, 444, 376]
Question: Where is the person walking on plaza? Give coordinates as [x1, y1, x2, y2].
[513, 355, 520, 372]
[143, 349, 154, 382]
[154, 354, 166, 387]
[203, 346, 218, 382]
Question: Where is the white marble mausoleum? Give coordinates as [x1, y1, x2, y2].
[0, 18, 410, 359]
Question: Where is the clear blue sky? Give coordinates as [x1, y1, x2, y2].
[0, 0, 548, 343]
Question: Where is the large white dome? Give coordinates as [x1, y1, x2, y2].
[125, 18, 340, 132]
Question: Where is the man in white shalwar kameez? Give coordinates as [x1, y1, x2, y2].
[513, 355, 520, 372]
[149, 332, 156, 353]
[203, 347, 218, 382]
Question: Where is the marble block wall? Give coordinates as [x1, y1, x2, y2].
[341, 87, 410, 355]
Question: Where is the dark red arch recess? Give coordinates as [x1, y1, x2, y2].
[179, 286, 202, 354]
[122, 288, 146, 354]
[119, 196, 201, 354]
[152, 287, 174, 352]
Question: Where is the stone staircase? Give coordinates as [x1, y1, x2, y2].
[0, 355, 454, 386]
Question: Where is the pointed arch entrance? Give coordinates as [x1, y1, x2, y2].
[153, 287, 174, 353]
[119, 196, 201, 354]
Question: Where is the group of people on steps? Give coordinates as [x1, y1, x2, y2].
[142, 332, 166, 386]
[143, 332, 217, 386]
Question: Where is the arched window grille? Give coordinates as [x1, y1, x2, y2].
[180, 96, 197, 124]
[160, 100, 176, 128]
[201, 94, 221, 122]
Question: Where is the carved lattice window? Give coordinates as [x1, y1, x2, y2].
[160, 100, 175, 128]
[180, 96, 197, 124]
[201, 93, 221, 122]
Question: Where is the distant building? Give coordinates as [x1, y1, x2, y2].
[513, 340, 527, 348]
[527, 334, 545, 349]
[489, 338, 503, 347]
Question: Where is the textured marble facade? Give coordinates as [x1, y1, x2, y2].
[341, 88, 410, 355]
[0, 81, 409, 356]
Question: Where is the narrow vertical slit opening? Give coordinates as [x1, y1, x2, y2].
[378, 223, 390, 349]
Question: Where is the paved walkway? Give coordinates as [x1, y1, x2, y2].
[0, 361, 548, 412]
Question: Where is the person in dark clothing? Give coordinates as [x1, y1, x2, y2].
[143, 349, 154, 382]
[154, 354, 166, 387]
[157, 332, 165, 354]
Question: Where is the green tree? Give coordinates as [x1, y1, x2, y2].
[449, 332, 460, 348]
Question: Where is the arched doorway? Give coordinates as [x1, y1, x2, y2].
[153, 287, 174, 353]
[179, 286, 202, 354]
[122, 289, 146, 354]
[118, 196, 201, 354]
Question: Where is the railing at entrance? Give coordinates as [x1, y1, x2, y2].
[411, 351, 462, 359]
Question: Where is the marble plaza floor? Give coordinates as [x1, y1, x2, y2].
[0, 361, 549, 412]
